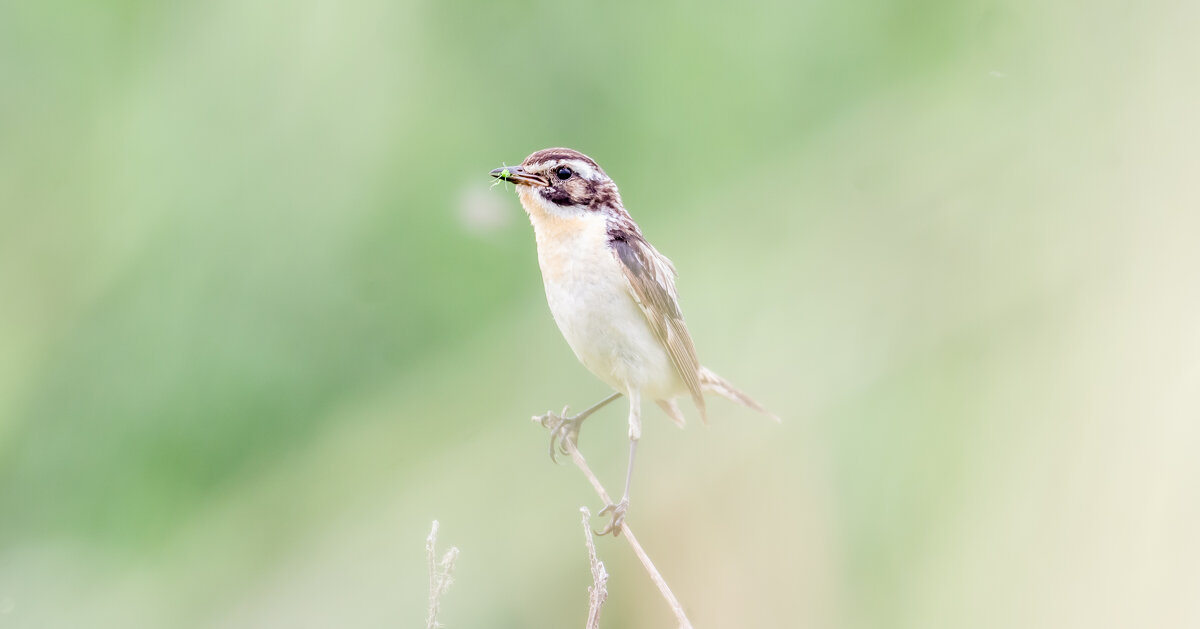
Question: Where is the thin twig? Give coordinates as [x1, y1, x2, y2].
[534, 417, 694, 629]
[426, 520, 459, 629]
[581, 507, 609, 629]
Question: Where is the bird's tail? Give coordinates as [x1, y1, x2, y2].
[698, 366, 780, 423]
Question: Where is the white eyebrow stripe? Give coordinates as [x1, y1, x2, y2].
[528, 157, 604, 181]
[561, 159, 600, 180]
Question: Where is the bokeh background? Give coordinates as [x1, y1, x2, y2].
[2, 0, 1198, 627]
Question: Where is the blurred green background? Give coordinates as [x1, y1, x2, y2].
[1, 0, 1197, 627]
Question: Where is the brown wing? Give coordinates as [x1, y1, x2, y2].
[611, 234, 707, 420]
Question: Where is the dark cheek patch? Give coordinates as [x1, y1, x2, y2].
[540, 179, 618, 210]
[540, 185, 574, 206]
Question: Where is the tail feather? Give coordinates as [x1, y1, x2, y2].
[697, 367, 780, 423]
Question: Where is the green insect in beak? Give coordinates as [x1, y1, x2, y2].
[490, 165, 513, 190]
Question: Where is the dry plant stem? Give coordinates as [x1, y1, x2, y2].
[581, 507, 609, 629]
[561, 439, 694, 629]
[426, 520, 460, 629]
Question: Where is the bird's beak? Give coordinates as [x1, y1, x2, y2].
[490, 165, 548, 187]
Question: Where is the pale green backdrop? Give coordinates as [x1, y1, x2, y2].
[1, 0, 1197, 627]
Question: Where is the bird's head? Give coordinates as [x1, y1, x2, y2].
[491, 148, 624, 220]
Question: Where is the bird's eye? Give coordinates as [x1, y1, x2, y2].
[556, 166, 573, 180]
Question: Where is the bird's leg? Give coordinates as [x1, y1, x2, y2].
[598, 390, 640, 536]
[536, 391, 622, 462]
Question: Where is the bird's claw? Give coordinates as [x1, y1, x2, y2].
[595, 499, 629, 537]
[535, 406, 583, 463]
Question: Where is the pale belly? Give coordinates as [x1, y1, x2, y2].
[534, 226, 684, 401]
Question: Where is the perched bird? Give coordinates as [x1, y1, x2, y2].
[491, 147, 777, 534]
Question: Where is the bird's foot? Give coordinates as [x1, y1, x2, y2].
[535, 406, 585, 463]
[596, 499, 629, 537]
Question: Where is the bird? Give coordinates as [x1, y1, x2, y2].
[490, 147, 778, 535]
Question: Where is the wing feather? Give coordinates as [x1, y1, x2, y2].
[611, 234, 707, 420]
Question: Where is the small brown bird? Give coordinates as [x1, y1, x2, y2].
[491, 148, 777, 534]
